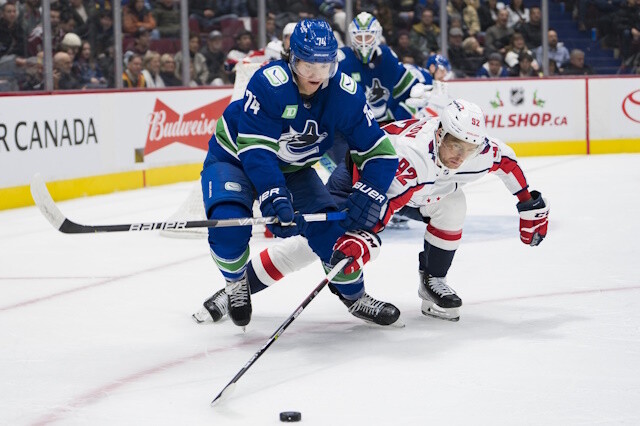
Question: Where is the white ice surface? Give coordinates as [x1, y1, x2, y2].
[1, 154, 639, 425]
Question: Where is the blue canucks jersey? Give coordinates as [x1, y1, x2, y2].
[337, 45, 417, 122]
[205, 59, 398, 195]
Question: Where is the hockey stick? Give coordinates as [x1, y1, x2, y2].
[211, 257, 351, 407]
[30, 174, 346, 234]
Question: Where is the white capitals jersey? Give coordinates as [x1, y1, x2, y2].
[375, 117, 530, 228]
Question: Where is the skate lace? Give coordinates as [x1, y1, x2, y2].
[214, 291, 229, 314]
[349, 294, 384, 316]
[428, 276, 455, 297]
[226, 280, 249, 308]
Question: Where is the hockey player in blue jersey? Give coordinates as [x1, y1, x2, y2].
[197, 19, 402, 329]
[338, 12, 418, 124]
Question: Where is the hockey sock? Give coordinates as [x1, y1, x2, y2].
[324, 262, 364, 301]
[420, 240, 456, 278]
[247, 261, 269, 294]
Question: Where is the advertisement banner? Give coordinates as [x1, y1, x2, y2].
[588, 77, 640, 141]
[0, 88, 232, 188]
[448, 78, 586, 143]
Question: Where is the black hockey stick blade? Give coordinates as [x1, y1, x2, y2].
[210, 257, 351, 407]
[30, 174, 346, 234]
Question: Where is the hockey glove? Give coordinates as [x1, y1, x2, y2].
[516, 190, 549, 246]
[331, 230, 381, 275]
[404, 83, 433, 110]
[259, 186, 299, 238]
[340, 180, 388, 231]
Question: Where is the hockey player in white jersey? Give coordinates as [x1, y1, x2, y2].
[194, 99, 549, 323]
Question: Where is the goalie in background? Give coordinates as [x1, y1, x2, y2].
[197, 19, 403, 330]
[194, 99, 549, 323]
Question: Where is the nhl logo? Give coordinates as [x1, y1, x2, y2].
[510, 87, 525, 106]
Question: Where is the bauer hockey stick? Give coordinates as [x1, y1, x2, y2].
[211, 257, 351, 407]
[30, 173, 346, 234]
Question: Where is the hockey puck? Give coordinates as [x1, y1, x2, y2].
[279, 411, 301, 422]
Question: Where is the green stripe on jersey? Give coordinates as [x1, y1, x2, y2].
[392, 69, 417, 98]
[237, 135, 279, 154]
[211, 247, 250, 273]
[215, 117, 238, 157]
[350, 136, 397, 169]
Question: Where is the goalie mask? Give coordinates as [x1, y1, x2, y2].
[289, 19, 339, 80]
[348, 12, 382, 64]
[435, 99, 488, 174]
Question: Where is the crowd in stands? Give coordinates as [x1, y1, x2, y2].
[0, 0, 638, 92]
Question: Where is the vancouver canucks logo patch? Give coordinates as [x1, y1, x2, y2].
[365, 78, 390, 120]
[278, 120, 328, 162]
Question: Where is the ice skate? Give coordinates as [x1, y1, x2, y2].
[226, 273, 252, 328]
[192, 289, 228, 324]
[386, 215, 410, 230]
[418, 271, 462, 321]
[329, 285, 403, 327]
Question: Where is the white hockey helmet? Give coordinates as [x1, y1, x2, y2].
[439, 99, 487, 145]
[435, 99, 488, 173]
[348, 12, 382, 64]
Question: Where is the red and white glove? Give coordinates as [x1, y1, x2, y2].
[516, 190, 549, 246]
[330, 230, 381, 274]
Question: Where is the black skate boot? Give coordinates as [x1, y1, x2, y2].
[192, 289, 228, 324]
[418, 271, 462, 321]
[329, 285, 403, 327]
[226, 273, 252, 328]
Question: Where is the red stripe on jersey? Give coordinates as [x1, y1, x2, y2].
[426, 223, 462, 241]
[260, 250, 284, 281]
[381, 119, 419, 135]
[382, 184, 425, 226]
[490, 156, 528, 189]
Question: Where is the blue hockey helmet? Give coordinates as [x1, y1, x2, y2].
[426, 54, 451, 73]
[289, 19, 338, 79]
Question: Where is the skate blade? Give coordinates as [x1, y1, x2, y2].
[359, 316, 405, 328]
[421, 302, 460, 322]
[192, 309, 212, 324]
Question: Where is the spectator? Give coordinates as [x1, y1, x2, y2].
[534, 29, 570, 71]
[188, 0, 216, 33]
[125, 27, 151, 62]
[142, 51, 165, 87]
[410, 9, 440, 55]
[224, 30, 255, 83]
[613, 0, 640, 61]
[123, 0, 158, 38]
[509, 51, 538, 77]
[19, 51, 44, 90]
[477, 0, 504, 32]
[122, 52, 146, 88]
[375, 2, 396, 43]
[89, 9, 114, 58]
[60, 32, 82, 61]
[74, 40, 107, 88]
[154, 0, 180, 38]
[506, 0, 529, 29]
[484, 8, 513, 56]
[447, 27, 467, 76]
[159, 52, 181, 86]
[54, 51, 82, 90]
[216, 0, 249, 17]
[18, 0, 42, 37]
[504, 32, 538, 71]
[476, 52, 509, 77]
[561, 49, 595, 75]
[546, 58, 559, 76]
[175, 33, 208, 85]
[519, 6, 542, 48]
[0, 2, 26, 60]
[68, 0, 92, 39]
[446, 0, 480, 36]
[200, 30, 227, 85]
[27, 4, 64, 56]
[97, 45, 116, 87]
[460, 35, 487, 76]
[265, 21, 296, 60]
[394, 30, 425, 66]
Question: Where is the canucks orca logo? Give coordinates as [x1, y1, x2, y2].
[278, 120, 328, 162]
[365, 78, 390, 120]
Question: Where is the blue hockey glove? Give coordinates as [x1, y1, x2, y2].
[259, 187, 299, 238]
[340, 180, 388, 231]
